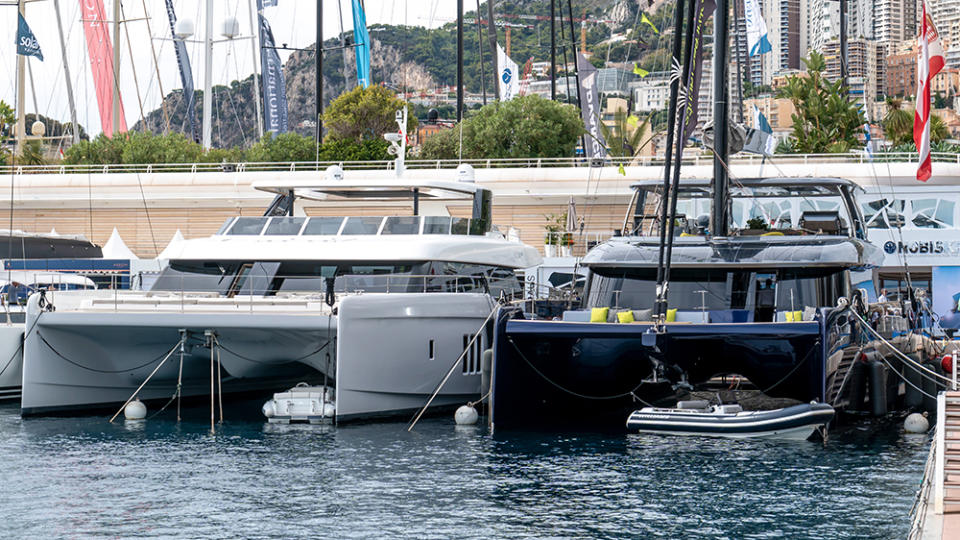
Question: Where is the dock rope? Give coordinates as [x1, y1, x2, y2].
[506, 336, 654, 406]
[108, 337, 186, 423]
[848, 310, 954, 387]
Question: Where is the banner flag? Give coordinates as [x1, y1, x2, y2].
[79, 0, 127, 136]
[496, 44, 520, 100]
[164, 0, 198, 142]
[745, 0, 772, 56]
[576, 53, 606, 159]
[352, 0, 372, 88]
[914, 2, 944, 181]
[16, 13, 43, 61]
[258, 0, 289, 133]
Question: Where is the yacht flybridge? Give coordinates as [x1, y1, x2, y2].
[20, 166, 541, 419]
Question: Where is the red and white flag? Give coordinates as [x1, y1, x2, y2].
[914, 2, 945, 182]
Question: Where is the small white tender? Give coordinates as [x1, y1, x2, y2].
[626, 401, 835, 440]
[262, 383, 335, 424]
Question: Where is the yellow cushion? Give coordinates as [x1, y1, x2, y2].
[785, 310, 804, 322]
[617, 310, 635, 323]
[666, 308, 677, 322]
[590, 307, 609, 323]
[761, 231, 784, 236]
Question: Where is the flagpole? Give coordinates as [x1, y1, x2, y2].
[15, 0, 25, 155]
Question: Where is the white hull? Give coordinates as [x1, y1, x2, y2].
[0, 324, 24, 401]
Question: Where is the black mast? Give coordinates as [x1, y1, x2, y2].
[839, 0, 848, 90]
[711, 0, 730, 237]
[566, 0, 582, 109]
[652, 0, 689, 318]
[457, 0, 464, 121]
[476, 0, 487, 105]
[486, 0, 500, 99]
[550, 0, 557, 101]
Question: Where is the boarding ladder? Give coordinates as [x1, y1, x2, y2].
[936, 390, 960, 513]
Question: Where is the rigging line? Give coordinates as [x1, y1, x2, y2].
[227, 47, 250, 147]
[134, 172, 160, 257]
[140, 0, 171, 134]
[38, 332, 179, 374]
[120, 1, 149, 131]
[506, 336, 654, 405]
[846, 309, 954, 386]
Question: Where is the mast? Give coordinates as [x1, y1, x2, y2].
[839, 0, 848, 89]
[485, 0, 499, 99]
[316, 0, 323, 143]
[565, 0, 581, 110]
[476, 0, 487, 106]
[457, 0, 464, 120]
[15, 0, 25, 155]
[53, 0, 80, 145]
[550, 0, 556, 101]
[112, 0, 121, 136]
[248, 0, 263, 138]
[202, 0, 214, 149]
[711, 0, 730, 237]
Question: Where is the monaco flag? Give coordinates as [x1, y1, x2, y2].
[914, 2, 944, 181]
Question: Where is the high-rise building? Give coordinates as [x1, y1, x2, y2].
[932, 0, 960, 68]
[752, 0, 805, 85]
[874, 0, 917, 47]
[806, 0, 840, 53]
[822, 38, 883, 107]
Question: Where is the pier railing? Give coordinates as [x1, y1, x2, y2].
[1, 152, 958, 175]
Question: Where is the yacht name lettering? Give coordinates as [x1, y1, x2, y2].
[883, 240, 960, 256]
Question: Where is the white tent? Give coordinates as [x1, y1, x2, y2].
[157, 229, 185, 260]
[49, 228, 58, 235]
[101, 228, 138, 260]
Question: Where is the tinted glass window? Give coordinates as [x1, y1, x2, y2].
[302, 217, 344, 235]
[382, 216, 421, 235]
[227, 217, 268, 235]
[341, 217, 384, 235]
[451, 218, 470, 235]
[423, 217, 451, 234]
[264, 217, 306, 235]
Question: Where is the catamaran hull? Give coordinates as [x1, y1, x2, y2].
[490, 309, 829, 431]
[21, 307, 331, 416]
[0, 324, 24, 401]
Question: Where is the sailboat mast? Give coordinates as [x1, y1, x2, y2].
[202, 0, 213, 149]
[550, 0, 556, 101]
[15, 0, 25, 154]
[316, 0, 323, 143]
[112, 0, 121, 136]
[711, 0, 730, 237]
[457, 0, 463, 120]
[248, 0, 264, 138]
[53, 0, 80, 145]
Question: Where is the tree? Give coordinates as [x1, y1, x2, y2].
[246, 132, 318, 162]
[776, 52, 866, 153]
[323, 85, 417, 143]
[419, 95, 584, 160]
[598, 110, 652, 157]
[931, 114, 950, 143]
[317, 138, 390, 161]
[0, 100, 14, 138]
[882, 98, 913, 146]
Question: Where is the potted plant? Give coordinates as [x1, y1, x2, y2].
[543, 213, 565, 258]
[743, 216, 770, 235]
[561, 232, 574, 257]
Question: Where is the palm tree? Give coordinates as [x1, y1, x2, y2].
[598, 110, 653, 158]
[882, 98, 913, 146]
[931, 114, 950, 143]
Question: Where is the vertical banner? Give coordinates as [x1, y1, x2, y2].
[496, 44, 519, 101]
[352, 0, 371, 88]
[79, 0, 127, 136]
[680, 0, 715, 140]
[257, 0, 289, 133]
[164, 0, 198, 142]
[576, 53, 606, 159]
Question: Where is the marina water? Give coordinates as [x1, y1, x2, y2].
[0, 402, 928, 538]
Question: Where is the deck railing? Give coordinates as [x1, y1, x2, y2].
[1, 152, 958, 176]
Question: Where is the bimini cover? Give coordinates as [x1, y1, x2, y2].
[101, 228, 138, 260]
[582, 236, 882, 269]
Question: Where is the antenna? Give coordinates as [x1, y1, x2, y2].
[384, 108, 408, 177]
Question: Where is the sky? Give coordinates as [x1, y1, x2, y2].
[0, 0, 460, 139]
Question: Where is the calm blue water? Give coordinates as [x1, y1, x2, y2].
[0, 402, 928, 539]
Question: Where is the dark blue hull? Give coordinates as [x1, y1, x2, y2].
[490, 310, 829, 431]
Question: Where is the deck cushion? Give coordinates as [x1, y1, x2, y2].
[590, 307, 609, 323]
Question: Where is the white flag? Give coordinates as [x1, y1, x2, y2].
[496, 44, 520, 101]
[744, 0, 771, 56]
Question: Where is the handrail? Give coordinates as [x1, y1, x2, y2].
[2, 152, 958, 175]
[935, 391, 946, 514]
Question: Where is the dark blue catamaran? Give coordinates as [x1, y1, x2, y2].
[487, 0, 882, 431]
